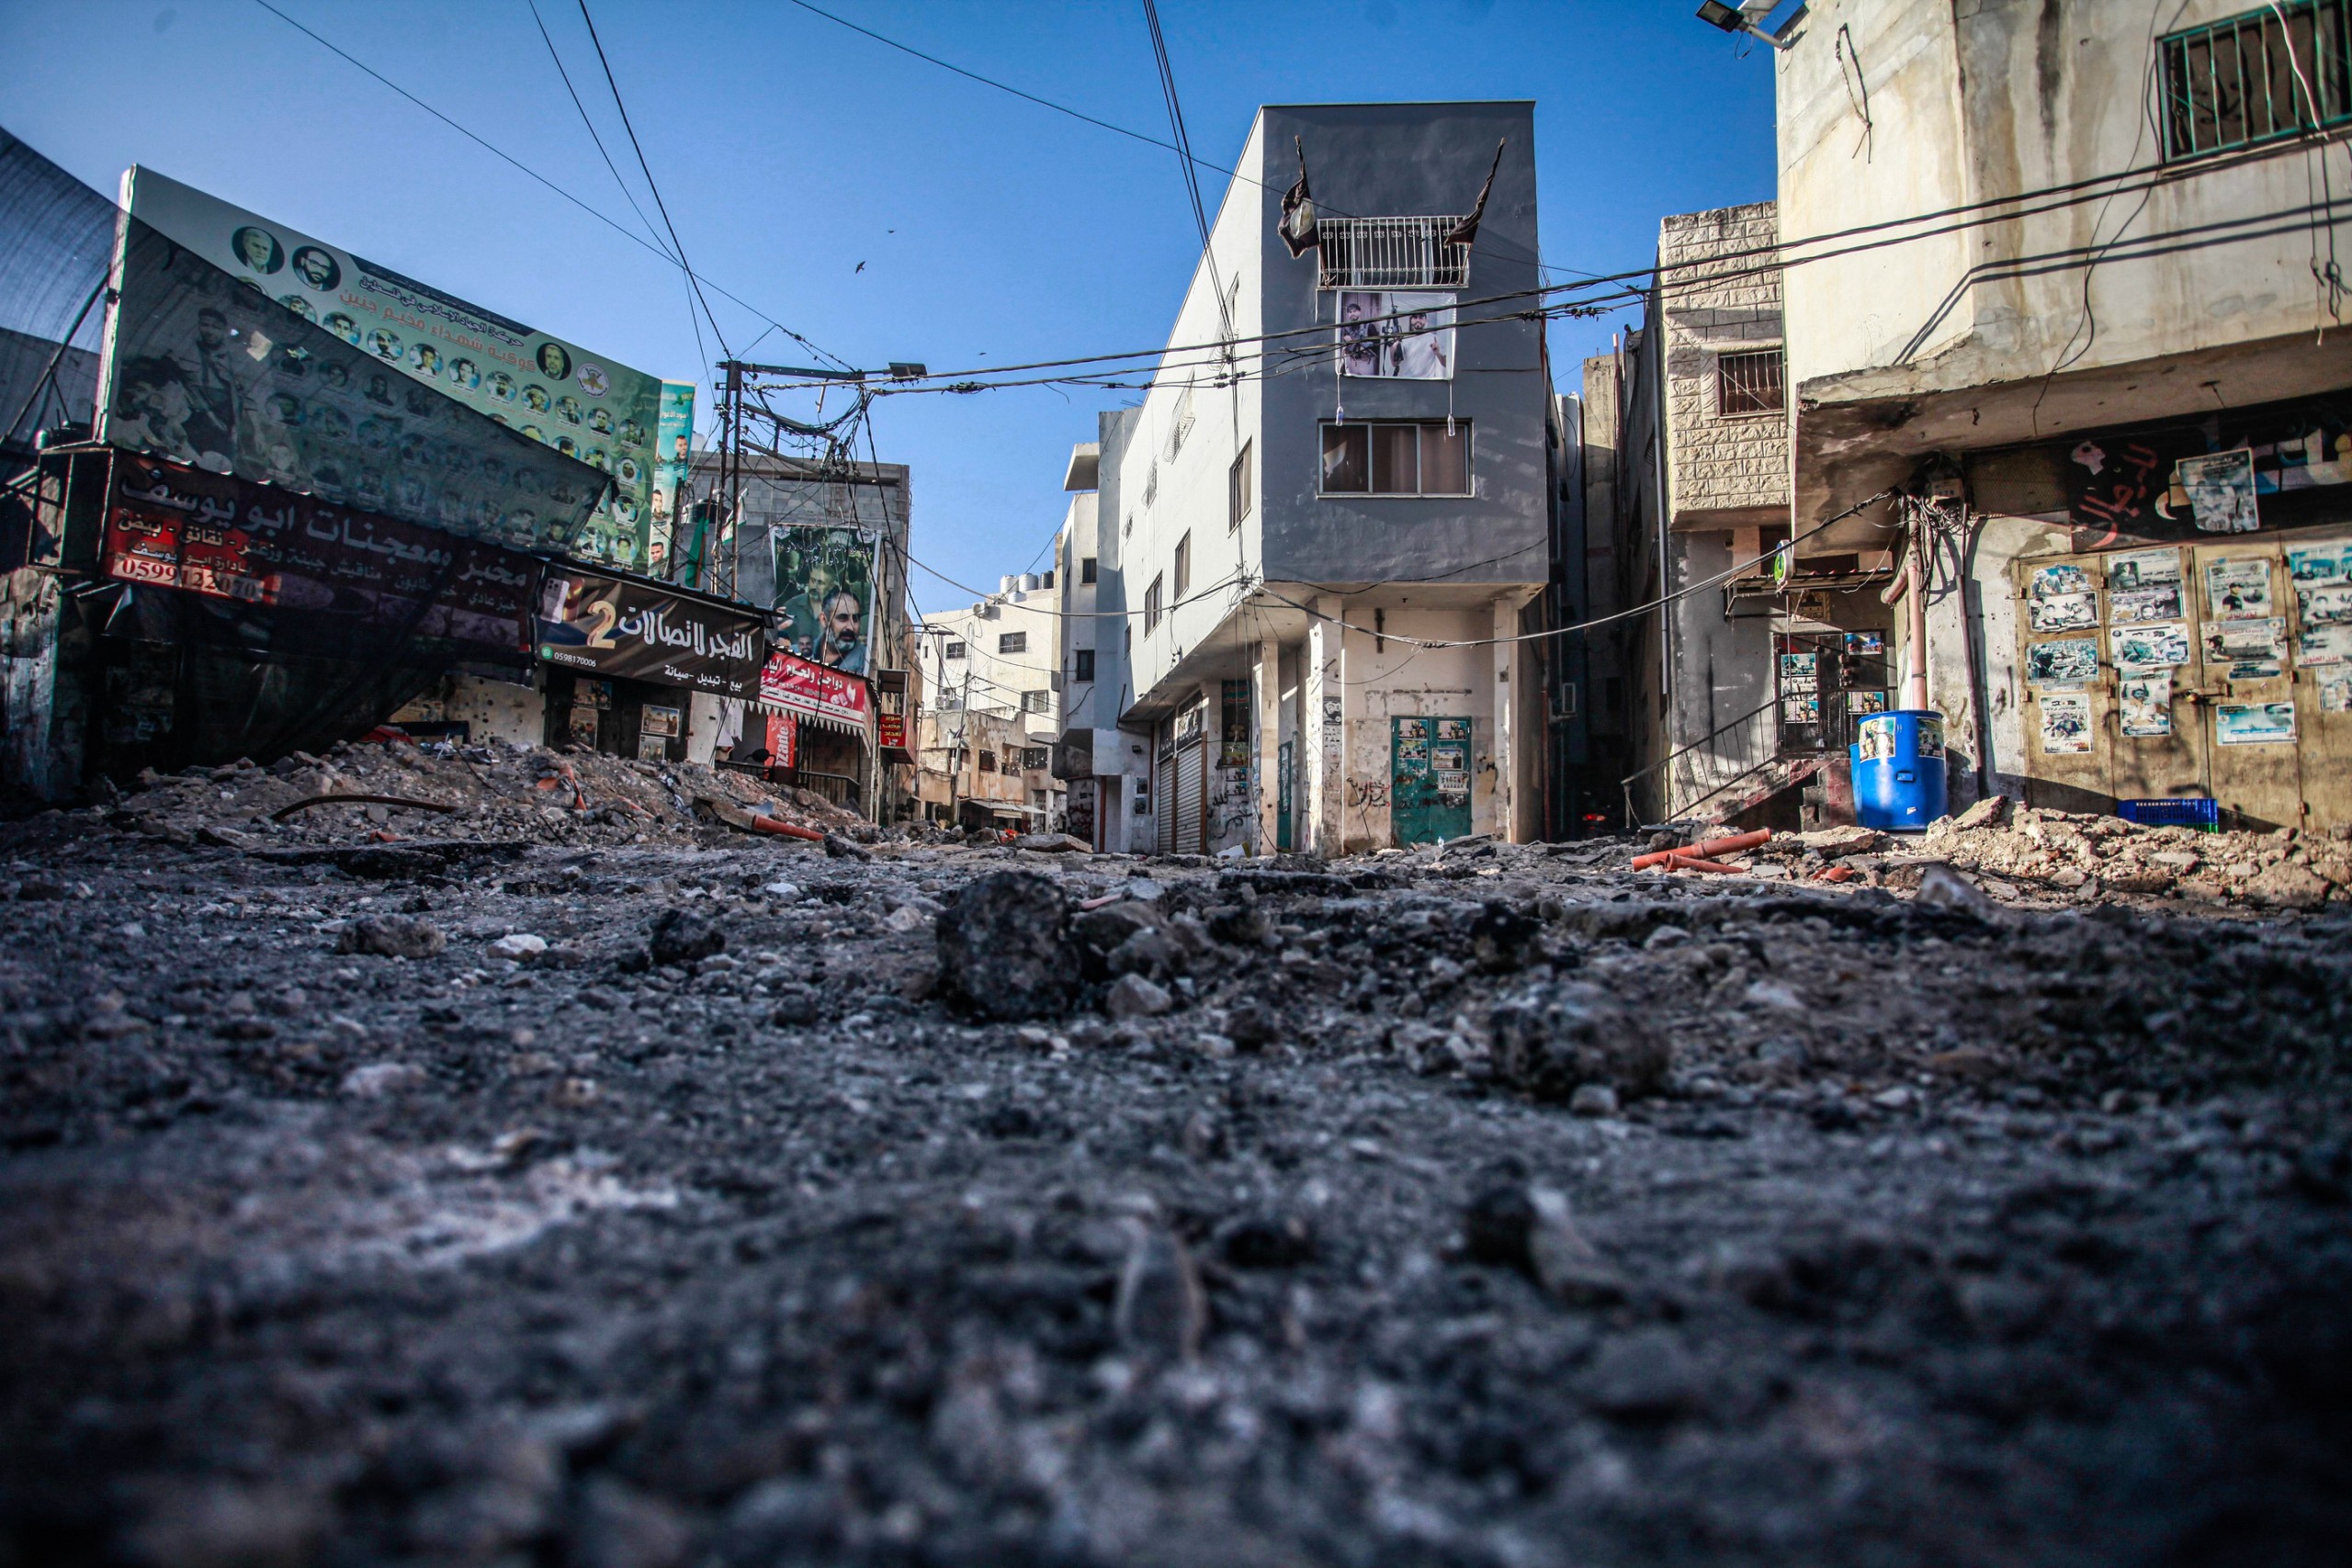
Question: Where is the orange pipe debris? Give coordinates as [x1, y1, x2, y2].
[1663, 853, 1742, 874]
[1630, 829, 1770, 870]
[745, 816, 826, 842]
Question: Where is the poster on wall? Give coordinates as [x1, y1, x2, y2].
[2029, 592, 2098, 633]
[1780, 651, 1817, 692]
[2108, 547, 2184, 623]
[2111, 621, 2191, 671]
[1848, 690, 1887, 715]
[2201, 617, 2288, 679]
[98, 218, 606, 554]
[2322, 672, 2352, 713]
[534, 570, 763, 695]
[2118, 671, 2173, 738]
[771, 525, 878, 676]
[119, 166, 684, 570]
[639, 704, 681, 739]
[2030, 562, 2092, 601]
[2204, 558, 2274, 618]
[2177, 448, 2260, 534]
[2297, 582, 2352, 626]
[648, 380, 695, 572]
[2298, 624, 2352, 666]
[1337, 290, 1455, 378]
[759, 648, 873, 728]
[2039, 692, 2093, 753]
[2216, 701, 2296, 746]
[2024, 638, 2100, 688]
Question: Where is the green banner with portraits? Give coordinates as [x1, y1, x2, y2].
[771, 525, 878, 677]
[117, 165, 687, 570]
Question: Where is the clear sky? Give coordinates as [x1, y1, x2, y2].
[0, 0, 1782, 615]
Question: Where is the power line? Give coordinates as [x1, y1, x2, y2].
[250, 0, 845, 374]
[525, 0, 674, 263]
[1139, 0, 1231, 341]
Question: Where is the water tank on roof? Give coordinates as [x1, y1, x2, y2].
[1020, 573, 1041, 593]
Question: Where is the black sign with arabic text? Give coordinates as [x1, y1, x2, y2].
[534, 569, 763, 697]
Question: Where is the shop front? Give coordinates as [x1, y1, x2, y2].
[533, 566, 763, 763]
[757, 649, 874, 813]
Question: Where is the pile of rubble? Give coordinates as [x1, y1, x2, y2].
[99, 737, 868, 850]
[1638, 799, 2351, 911]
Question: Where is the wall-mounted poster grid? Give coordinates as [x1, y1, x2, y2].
[1337, 291, 1455, 379]
[121, 166, 685, 572]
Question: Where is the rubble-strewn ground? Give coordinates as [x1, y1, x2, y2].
[3, 802, 2350, 1567]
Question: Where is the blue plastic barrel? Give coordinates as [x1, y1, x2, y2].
[1849, 710, 1948, 831]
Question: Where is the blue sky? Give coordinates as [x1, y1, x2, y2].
[0, 0, 1780, 614]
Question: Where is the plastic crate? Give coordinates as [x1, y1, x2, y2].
[2117, 796, 2221, 831]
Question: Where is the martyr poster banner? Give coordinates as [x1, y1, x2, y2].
[98, 218, 606, 555]
[102, 451, 536, 663]
[760, 648, 872, 728]
[535, 570, 763, 697]
[119, 166, 685, 570]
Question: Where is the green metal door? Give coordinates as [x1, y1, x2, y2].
[1276, 739, 1295, 852]
[1392, 716, 1472, 844]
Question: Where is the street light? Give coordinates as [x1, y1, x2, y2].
[1695, 1, 1793, 50]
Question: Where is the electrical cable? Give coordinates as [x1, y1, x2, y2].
[525, 0, 675, 262]
[251, 0, 847, 373]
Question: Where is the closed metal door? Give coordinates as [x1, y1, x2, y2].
[1155, 746, 1175, 855]
[1174, 739, 1206, 854]
[1392, 715, 1473, 844]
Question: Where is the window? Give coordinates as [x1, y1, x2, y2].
[1229, 441, 1252, 530]
[999, 631, 1027, 655]
[2162, 2, 2352, 160]
[1173, 532, 1191, 600]
[978, 750, 998, 773]
[1319, 423, 1472, 496]
[1080, 556, 1098, 584]
[1169, 385, 1195, 458]
[1021, 689, 1051, 714]
[1021, 746, 1050, 771]
[1717, 348, 1785, 417]
[1143, 461, 1158, 508]
[1316, 215, 1472, 289]
[944, 639, 967, 660]
[1145, 574, 1164, 634]
[1074, 648, 1095, 682]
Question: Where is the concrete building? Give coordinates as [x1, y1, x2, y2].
[913, 560, 1062, 830]
[1606, 201, 1895, 827]
[1051, 433, 1158, 851]
[1773, 0, 2352, 830]
[1100, 101, 1554, 857]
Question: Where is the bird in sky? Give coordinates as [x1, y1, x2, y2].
[854, 260, 866, 273]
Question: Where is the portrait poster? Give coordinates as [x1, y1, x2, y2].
[2111, 621, 2191, 671]
[98, 217, 605, 554]
[2104, 547, 2181, 592]
[100, 450, 536, 666]
[639, 704, 681, 739]
[2118, 670, 2172, 739]
[2296, 583, 2352, 627]
[2322, 672, 2352, 714]
[2039, 692, 2093, 754]
[2297, 624, 2352, 667]
[1848, 689, 1887, 715]
[1434, 717, 1471, 742]
[2286, 541, 2351, 586]
[2024, 637, 2099, 688]
[2177, 448, 2259, 534]
[649, 380, 695, 572]
[1337, 290, 1455, 379]
[2201, 617, 2288, 679]
[2204, 558, 2273, 618]
[1780, 651, 1817, 692]
[2030, 561, 2091, 600]
[120, 165, 684, 570]
[1781, 693, 1819, 725]
[534, 570, 763, 696]
[2215, 702, 2296, 746]
[770, 525, 879, 676]
[637, 732, 671, 761]
[1843, 630, 1883, 655]
[2029, 592, 2098, 633]
[2110, 582, 2184, 624]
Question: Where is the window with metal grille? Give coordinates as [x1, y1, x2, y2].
[1021, 747, 1050, 771]
[1173, 532, 1191, 600]
[944, 640, 966, 660]
[999, 631, 1027, 654]
[1229, 441, 1252, 530]
[1145, 574, 1164, 634]
[1074, 649, 1095, 682]
[2162, 2, 2351, 160]
[1716, 348, 1785, 417]
[1316, 216, 1471, 289]
[1021, 689, 1051, 714]
[1318, 422, 1472, 495]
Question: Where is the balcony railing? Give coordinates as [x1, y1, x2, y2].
[1317, 216, 1471, 290]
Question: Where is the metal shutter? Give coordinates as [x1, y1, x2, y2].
[1174, 739, 1206, 855]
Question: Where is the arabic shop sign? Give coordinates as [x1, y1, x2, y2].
[119, 166, 687, 571]
[102, 452, 537, 663]
[535, 569, 763, 697]
[760, 648, 872, 728]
